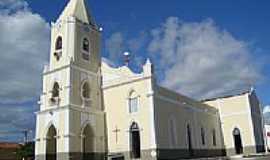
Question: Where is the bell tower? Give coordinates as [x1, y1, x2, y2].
[35, 0, 106, 159]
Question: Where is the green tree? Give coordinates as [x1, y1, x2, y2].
[16, 142, 34, 160]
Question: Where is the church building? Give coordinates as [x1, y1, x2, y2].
[35, 0, 266, 160]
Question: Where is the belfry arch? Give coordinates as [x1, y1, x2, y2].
[46, 125, 57, 160]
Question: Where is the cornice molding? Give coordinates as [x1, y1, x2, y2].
[36, 104, 105, 115]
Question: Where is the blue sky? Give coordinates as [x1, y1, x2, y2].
[0, 0, 269, 142]
[26, 0, 270, 102]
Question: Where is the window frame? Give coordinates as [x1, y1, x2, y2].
[129, 97, 138, 113]
[127, 90, 139, 114]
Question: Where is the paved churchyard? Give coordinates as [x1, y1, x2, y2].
[183, 154, 270, 160]
[240, 154, 270, 160]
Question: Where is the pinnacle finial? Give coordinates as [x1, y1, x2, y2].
[145, 58, 152, 65]
[143, 58, 154, 75]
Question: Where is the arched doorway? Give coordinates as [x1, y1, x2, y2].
[187, 124, 193, 156]
[46, 125, 57, 160]
[82, 124, 94, 160]
[130, 122, 141, 158]
[233, 128, 243, 154]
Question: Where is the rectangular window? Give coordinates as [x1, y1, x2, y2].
[129, 98, 138, 113]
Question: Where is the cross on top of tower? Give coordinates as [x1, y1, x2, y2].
[58, 0, 95, 25]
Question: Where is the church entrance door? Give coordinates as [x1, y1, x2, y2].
[233, 128, 243, 154]
[130, 122, 141, 159]
[46, 125, 57, 160]
[82, 124, 94, 160]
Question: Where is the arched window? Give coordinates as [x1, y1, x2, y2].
[52, 82, 60, 98]
[54, 36, 62, 61]
[55, 36, 62, 50]
[82, 38, 89, 52]
[82, 82, 90, 99]
[212, 129, 216, 146]
[50, 82, 60, 105]
[128, 91, 138, 113]
[130, 122, 141, 158]
[81, 81, 91, 107]
[201, 127, 205, 145]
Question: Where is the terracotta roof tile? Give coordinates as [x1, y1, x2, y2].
[0, 142, 21, 149]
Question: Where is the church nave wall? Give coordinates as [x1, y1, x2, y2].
[204, 91, 266, 156]
[153, 89, 225, 159]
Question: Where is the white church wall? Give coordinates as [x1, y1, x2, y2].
[42, 67, 70, 111]
[265, 125, 270, 151]
[204, 92, 265, 156]
[35, 107, 70, 154]
[103, 77, 154, 153]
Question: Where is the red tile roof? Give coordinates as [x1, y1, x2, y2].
[0, 142, 21, 149]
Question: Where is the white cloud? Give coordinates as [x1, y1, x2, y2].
[105, 32, 124, 61]
[105, 31, 148, 67]
[148, 17, 262, 99]
[0, 0, 49, 141]
[106, 17, 262, 99]
[0, 0, 50, 103]
[0, 0, 28, 12]
[127, 31, 148, 53]
[263, 105, 270, 114]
